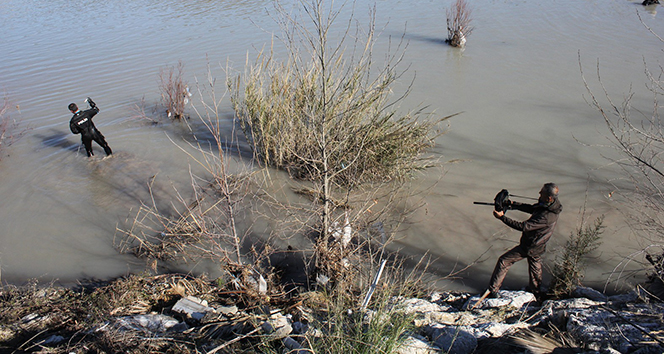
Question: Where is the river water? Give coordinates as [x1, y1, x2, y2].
[1, 0, 663, 293]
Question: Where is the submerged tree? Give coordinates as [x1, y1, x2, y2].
[0, 94, 27, 160]
[230, 0, 452, 241]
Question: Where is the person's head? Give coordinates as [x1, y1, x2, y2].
[539, 183, 559, 204]
[68, 103, 78, 113]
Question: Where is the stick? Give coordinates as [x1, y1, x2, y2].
[471, 290, 491, 310]
[361, 259, 387, 311]
[206, 326, 261, 354]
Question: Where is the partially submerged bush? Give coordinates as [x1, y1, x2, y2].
[159, 60, 190, 120]
[446, 0, 473, 47]
[550, 215, 604, 298]
[230, 0, 452, 188]
[0, 95, 27, 160]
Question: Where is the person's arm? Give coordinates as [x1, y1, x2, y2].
[493, 210, 524, 231]
[509, 201, 535, 214]
[87, 97, 99, 117]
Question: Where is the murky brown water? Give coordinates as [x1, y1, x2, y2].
[1, 0, 663, 293]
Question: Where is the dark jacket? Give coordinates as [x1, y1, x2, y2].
[69, 106, 100, 138]
[499, 198, 563, 255]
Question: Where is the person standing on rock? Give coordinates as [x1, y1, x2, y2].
[69, 97, 112, 157]
[485, 183, 563, 299]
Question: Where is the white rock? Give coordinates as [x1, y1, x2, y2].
[464, 290, 536, 310]
[396, 334, 440, 354]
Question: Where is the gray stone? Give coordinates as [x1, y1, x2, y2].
[261, 313, 292, 340]
[542, 297, 600, 311]
[216, 304, 239, 316]
[392, 297, 457, 326]
[40, 335, 65, 345]
[470, 321, 528, 339]
[464, 290, 536, 310]
[424, 324, 477, 354]
[608, 291, 639, 304]
[396, 334, 440, 354]
[573, 286, 608, 302]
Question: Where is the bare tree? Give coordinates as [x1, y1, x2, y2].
[582, 12, 664, 294]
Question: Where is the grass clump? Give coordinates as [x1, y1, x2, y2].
[550, 215, 604, 298]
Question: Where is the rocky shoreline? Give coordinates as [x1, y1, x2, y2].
[1, 273, 662, 353]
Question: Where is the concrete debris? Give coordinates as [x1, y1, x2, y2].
[172, 295, 215, 321]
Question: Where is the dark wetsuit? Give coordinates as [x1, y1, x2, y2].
[488, 198, 563, 294]
[69, 105, 112, 157]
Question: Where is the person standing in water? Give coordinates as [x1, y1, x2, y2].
[68, 97, 112, 157]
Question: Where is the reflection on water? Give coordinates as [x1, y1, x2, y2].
[1, 0, 664, 292]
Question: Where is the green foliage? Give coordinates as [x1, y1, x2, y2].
[230, 2, 449, 188]
[304, 289, 415, 353]
[550, 215, 604, 298]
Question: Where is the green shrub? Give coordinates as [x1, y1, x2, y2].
[550, 215, 604, 298]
